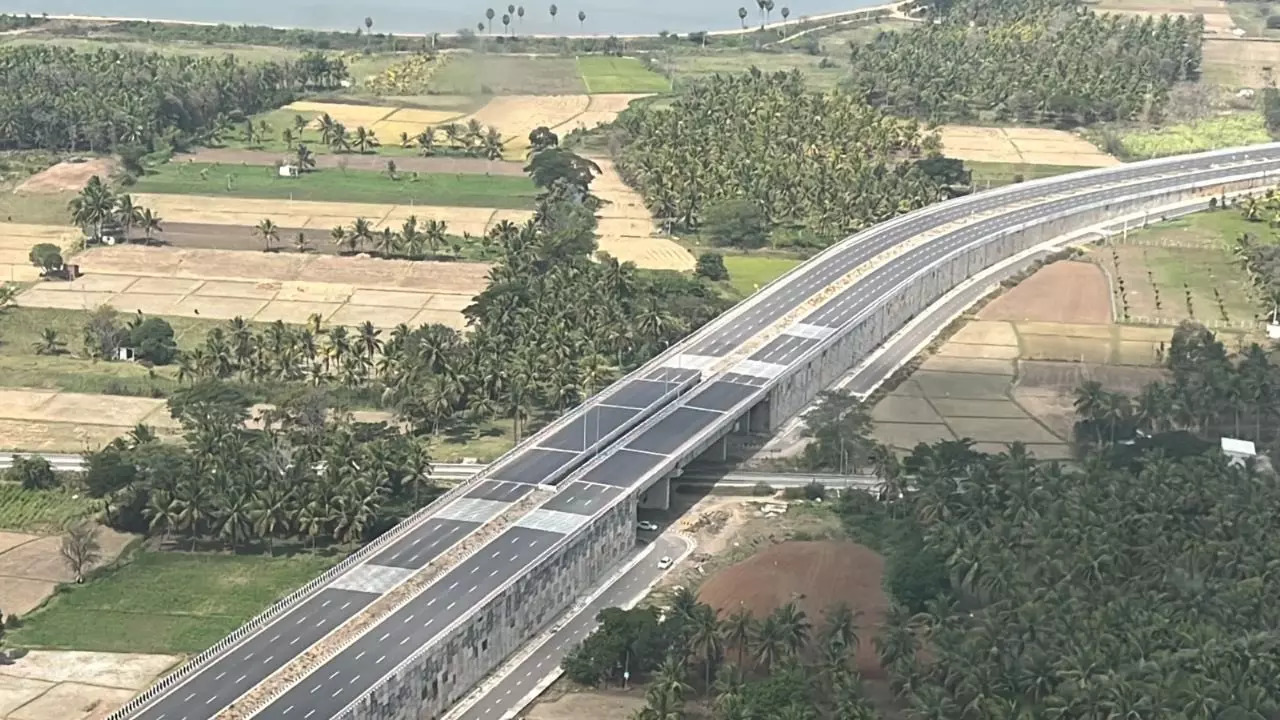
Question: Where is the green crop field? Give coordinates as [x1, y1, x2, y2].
[577, 56, 671, 93]
[1117, 114, 1270, 160]
[133, 163, 539, 209]
[11, 550, 340, 653]
[0, 484, 95, 532]
[966, 161, 1093, 188]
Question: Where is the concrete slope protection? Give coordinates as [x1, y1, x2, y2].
[114, 143, 1280, 720]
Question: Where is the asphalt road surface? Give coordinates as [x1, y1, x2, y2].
[454, 534, 691, 720]
[124, 147, 1280, 720]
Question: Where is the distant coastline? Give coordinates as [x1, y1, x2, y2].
[0, 0, 899, 38]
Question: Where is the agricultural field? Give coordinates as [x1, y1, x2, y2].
[0, 649, 180, 720]
[1202, 38, 1280, 86]
[589, 156, 694, 271]
[132, 163, 539, 210]
[0, 522, 134, 618]
[1114, 113, 1271, 159]
[866, 258, 1231, 458]
[1089, 210, 1263, 331]
[939, 125, 1120, 166]
[17, 245, 489, 331]
[576, 56, 671, 93]
[0, 387, 184, 454]
[0, 486, 96, 535]
[0, 224, 78, 283]
[428, 54, 588, 95]
[10, 550, 340, 653]
[966, 160, 1095, 188]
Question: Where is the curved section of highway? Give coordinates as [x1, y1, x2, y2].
[113, 143, 1280, 720]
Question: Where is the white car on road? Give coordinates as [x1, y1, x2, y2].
[637, 521, 659, 531]
[657, 556, 673, 569]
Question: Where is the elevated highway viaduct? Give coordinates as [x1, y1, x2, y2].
[108, 144, 1280, 720]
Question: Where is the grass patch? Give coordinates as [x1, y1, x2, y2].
[428, 54, 587, 95]
[11, 550, 340, 653]
[966, 161, 1094, 188]
[722, 255, 802, 297]
[0, 484, 95, 532]
[1116, 113, 1271, 159]
[0, 307, 227, 396]
[135, 163, 539, 210]
[577, 56, 671, 93]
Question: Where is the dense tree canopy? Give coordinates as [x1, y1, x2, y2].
[841, 435, 1280, 719]
[0, 45, 342, 152]
[615, 69, 946, 248]
[846, 5, 1202, 124]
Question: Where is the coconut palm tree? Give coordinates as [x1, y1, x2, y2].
[137, 208, 163, 246]
[253, 218, 280, 251]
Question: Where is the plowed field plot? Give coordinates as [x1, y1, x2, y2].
[0, 523, 133, 617]
[462, 95, 590, 153]
[1203, 38, 1280, 86]
[17, 246, 488, 331]
[698, 541, 890, 679]
[980, 261, 1111, 324]
[940, 125, 1119, 166]
[0, 650, 180, 720]
[589, 156, 693, 271]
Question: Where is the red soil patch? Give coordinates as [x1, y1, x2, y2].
[697, 540, 889, 679]
[979, 260, 1111, 324]
[16, 157, 118, 193]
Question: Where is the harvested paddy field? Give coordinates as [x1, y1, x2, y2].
[0, 524, 135, 617]
[0, 388, 180, 454]
[17, 246, 488, 330]
[0, 224, 77, 283]
[939, 125, 1120, 166]
[868, 259, 1217, 457]
[590, 157, 694, 271]
[1202, 38, 1280, 86]
[0, 650, 180, 720]
[127, 193, 531, 237]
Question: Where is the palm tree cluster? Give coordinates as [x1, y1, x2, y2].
[1233, 190, 1280, 317]
[845, 8, 1202, 125]
[1074, 321, 1280, 448]
[177, 186, 727, 443]
[415, 118, 506, 160]
[838, 433, 1280, 719]
[615, 69, 945, 243]
[68, 176, 162, 243]
[0, 45, 337, 152]
[565, 589, 878, 720]
[83, 382, 435, 552]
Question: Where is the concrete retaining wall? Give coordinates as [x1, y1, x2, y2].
[765, 175, 1269, 428]
[343, 494, 637, 720]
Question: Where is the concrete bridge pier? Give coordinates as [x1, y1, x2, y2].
[638, 476, 671, 510]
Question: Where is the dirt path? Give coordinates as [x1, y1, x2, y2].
[177, 149, 527, 176]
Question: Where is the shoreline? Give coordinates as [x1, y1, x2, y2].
[21, 2, 903, 41]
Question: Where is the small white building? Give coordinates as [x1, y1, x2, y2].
[278, 164, 299, 178]
[1222, 437, 1257, 468]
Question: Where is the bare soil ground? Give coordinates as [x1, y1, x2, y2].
[558, 94, 654, 134]
[0, 526, 134, 617]
[178, 149, 527, 176]
[980, 261, 1111, 324]
[1203, 38, 1280, 86]
[940, 126, 1119, 166]
[698, 540, 889, 678]
[525, 689, 646, 720]
[465, 95, 591, 154]
[14, 158, 117, 194]
[17, 246, 488, 330]
[0, 650, 180, 720]
[589, 157, 694, 271]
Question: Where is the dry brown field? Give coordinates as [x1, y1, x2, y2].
[0, 649, 179, 720]
[698, 541, 889, 679]
[980, 260, 1112, 324]
[17, 246, 487, 330]
[590, 157, 694, 271]
[0, 224, 77, 283]
[0, 526, 135, 618]
[15, 159, 117, 194]
[1203, 39, 1280, 87]
[939, 125, 1120, 166]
